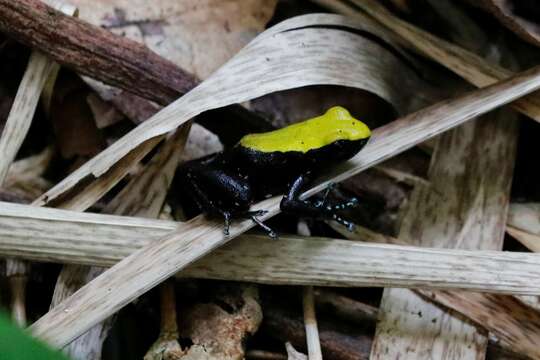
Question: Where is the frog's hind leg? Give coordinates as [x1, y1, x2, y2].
[237, 210, 278, 239]
[280, 174, 358, 230]
[174, 161, 245, 236]
[313, 182, 359, 211]
[250, 215, 278, 239]
[182, 169, 234, 235]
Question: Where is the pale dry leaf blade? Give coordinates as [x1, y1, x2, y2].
[3, 202, 540, 294]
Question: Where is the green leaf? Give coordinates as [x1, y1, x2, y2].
[0, 311, 70, 360]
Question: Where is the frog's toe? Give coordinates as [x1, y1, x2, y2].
[332, 214, 356, 231]
[330, 197, 359, 211]
[222, 212, 232, 236]
[250, 215, 279, 239]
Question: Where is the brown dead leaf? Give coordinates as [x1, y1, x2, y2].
[68, 0, 278, 79]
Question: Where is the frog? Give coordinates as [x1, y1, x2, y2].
[173, 106, 371, 238]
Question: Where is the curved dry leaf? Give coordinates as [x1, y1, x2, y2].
[69, 0, 278, 79]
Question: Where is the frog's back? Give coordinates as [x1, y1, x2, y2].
[238, 106, 371, 154]
[232, 106, 371, 196]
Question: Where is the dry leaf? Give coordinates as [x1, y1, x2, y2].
[68, 0, 278, 79]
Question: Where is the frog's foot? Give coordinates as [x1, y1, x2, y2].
[281, 197, 358, 231]
[222, 212, 232, 236]
[281, 174, 357, 232]
[238, 210, 278, 239]
[251, 216, 278, 239]
[314, 197, 359, 211]
[331, 213, 356, 232]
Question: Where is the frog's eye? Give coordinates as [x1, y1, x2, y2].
[325, 106, 352, 121]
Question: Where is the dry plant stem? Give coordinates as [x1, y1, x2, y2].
[143, 281, 183, 360]
[314, 0, 540, 123]
[8, 275, 27, 326]
[303, 286, 322, 360]
[25, 65, 540, 348]
[0, 51, 56, 183]
[0, 0, 198, 105]
[159, 282, 179, 336]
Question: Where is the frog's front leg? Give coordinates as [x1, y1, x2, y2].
[280, 174, 358, 230]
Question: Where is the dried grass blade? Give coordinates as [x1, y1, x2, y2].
[3, 204, 540, 294]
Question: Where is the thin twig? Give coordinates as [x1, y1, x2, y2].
[303, 286, 322, 360]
